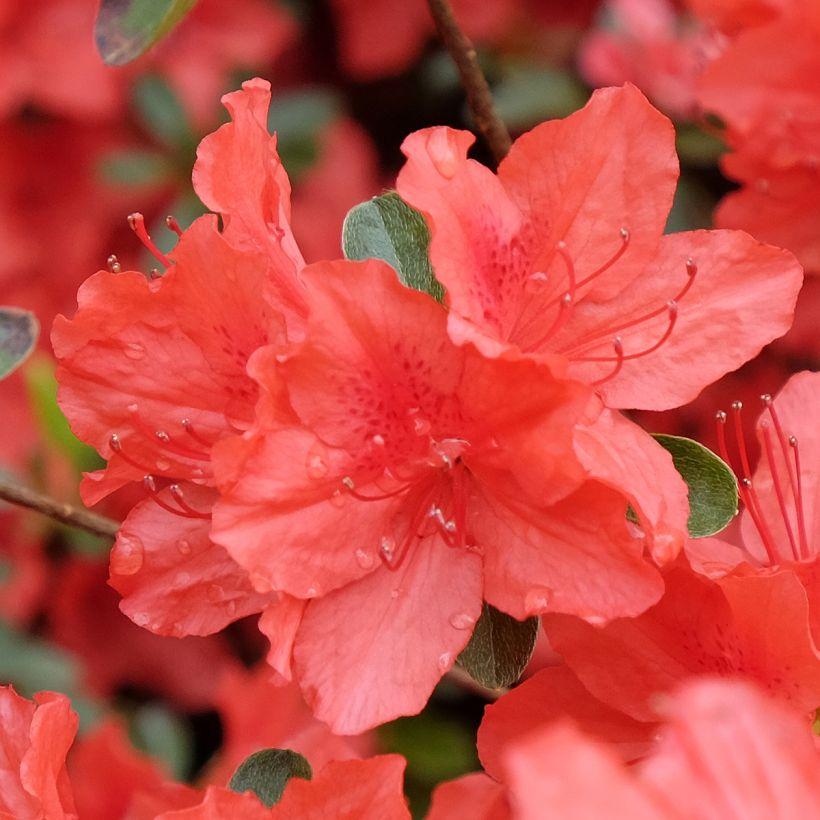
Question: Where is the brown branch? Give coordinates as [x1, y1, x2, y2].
[0, 476, 120, 539]
[426, 0, 512, 164]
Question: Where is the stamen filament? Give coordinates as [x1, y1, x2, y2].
[128, 213, 170, 267]
[575, 227, 630, 289]
[760, 423, 799, 561]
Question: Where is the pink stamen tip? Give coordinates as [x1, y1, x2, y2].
[128, 212, 171, 267]
[591, 337, 624, 387]
[685, 257, 697, 277]
[760, 393, 772, 405]
[107, 254, 121, 273]
[165, 215, 183, 237]
[715, 410, 727, 423]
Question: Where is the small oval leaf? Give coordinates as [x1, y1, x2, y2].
[0, 308, 38, 381]
[456, 604, 538, 690]
[342, 192, 444, 302]
[653, 433, 738, 538]
[228, 748, 312, 808]
[95, 0, 198, 66]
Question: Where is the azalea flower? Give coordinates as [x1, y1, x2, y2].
[579, 0, 723, 120]
[0, 686, 78, 820]
[52, 80, 304, 639]
[211, 255, 689, 733]
[542, 564, 820, 721]
[687, 370, 820, 642]
[697, 5, 820, 272]
[396, 83, 803, 411]
[429, 677, 820, 819]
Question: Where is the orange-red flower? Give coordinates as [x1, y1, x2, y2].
[397, 84, 803, 411]
[430, 678, 820, 819]
[211, 256, 688, 733]
[0, 686, 78, 820]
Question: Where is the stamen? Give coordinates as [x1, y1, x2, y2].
[591, 337, 624, 386]
[109, 434, 154, 473]
[125, 408, 209, 460]
[165, 215, 183, 237]
[760, 422, 799, 561]
[142, 475, 209, 519]
[181, 419, 213, 448]
[127, 213, 170, 267]
[575, 227, 630, 289]
[789, 436, 810, 559]
[341, 476, 413, 502]
[563, 257, 696, 356]
[380, 486, 436, 571]
[169, 484, 211, 519]
[107, 254, 122, 273]
[577, 302, 677, 362]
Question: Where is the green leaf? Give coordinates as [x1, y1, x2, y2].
[130, 703, 193, 780]
[653, 434, 738, 538]
[98, 149, 172, 188]
[95, 0, 198, 65]
[456, 604, 538, 689]
[0, 308, 38, 381]
[342, 192, 444, 302]
[229, 749, 312, 808]
[132, 75, 194, 150]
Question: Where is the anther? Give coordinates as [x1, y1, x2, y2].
[165, 215, 183, 237]
[181, 419, 212, 448]
[169, 484, 211, 519]
[342, 476, 356, 490]
[128, 213, 170, 267]
[107, 254, 122, 273]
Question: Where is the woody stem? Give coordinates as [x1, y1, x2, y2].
[426, 0, 512, 164]
[0, 475, 119, 538]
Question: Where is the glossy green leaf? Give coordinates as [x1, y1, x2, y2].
[0, 308, 38, 381]
[456, 604, 538, 690]
[229, 749, 312, 808]
[653, 434, 738, 538]
[95, 0, 198, 65]
[342, 192, 444, 302]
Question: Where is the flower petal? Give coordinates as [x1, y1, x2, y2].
[293, 535, 482, 734]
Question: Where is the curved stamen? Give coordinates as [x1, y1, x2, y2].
[575, 227, 630, 289]
[591, 337, 625, 386]
[562, 257, 696, 357]
[341, 476, 413, 503]
[143, 475, 209, 520]
[109, 434, 155, 473]
[181, 419, 214, 449]
[169, 484, 212, 519]
[165, 215, 183, 237]
[576, 302, 677, 362]
[128, 213, 170, 267]
[789, 436, 810, 560]
[760, 422, 799, 561]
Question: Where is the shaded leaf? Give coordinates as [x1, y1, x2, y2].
[343, 192, 444, 302]
[132, 75, 194, 150]
[653, 434, 738, 538]
[457, 604, 538, 689]
[229, 749, 312, 808]
[130, 703, 193, 780]
[0, 308, 38, 381]
[95, 0, 198, 65]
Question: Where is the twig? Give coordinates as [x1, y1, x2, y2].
[0, 476, 120, 539]
[426, 0, 512, 164]
[445, 665, 508, 701]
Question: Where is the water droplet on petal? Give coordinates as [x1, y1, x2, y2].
[584, 614, 607, 626]
[124, 342, 145, 360]
[449, 612, 476, 630]
[355, 549, 374, 569]
[177, 539, 192, 555]
[413, 417, 431, 436]
[524, 271, 549, 294]
[525, 586, 553, 613]
[306, 446, 329, 479]
[111, 535, 144, 576]
[329, 490, 346, 508]
[437, 652, 453, 671]
[371, 434, 386, 447]
[126, 403, 139, 414]
[132, 612, 150, 626]
[155, 459, 171, 472]
[306, 586, 318, 597]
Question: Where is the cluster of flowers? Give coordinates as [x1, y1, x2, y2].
[1, 68, 813, 815]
